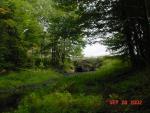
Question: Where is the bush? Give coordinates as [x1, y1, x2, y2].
[14, 92, 102, 113]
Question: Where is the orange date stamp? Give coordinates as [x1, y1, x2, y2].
[105, 99, 143, 105]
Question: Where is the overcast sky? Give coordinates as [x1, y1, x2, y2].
[83, 43, 110, 57]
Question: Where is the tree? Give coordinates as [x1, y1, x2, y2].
[0, 0, 43, 70]
[76, 0, 150, 66]
[0, 1, 26, 70]
[33, 0, 85, 69]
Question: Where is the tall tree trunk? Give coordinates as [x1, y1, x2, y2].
[124, 22, 137, 66]
[143, 0, 150, 62]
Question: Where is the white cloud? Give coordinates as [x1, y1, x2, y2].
[83, 44, 110, 57]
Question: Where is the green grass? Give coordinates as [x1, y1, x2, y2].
[102, 67, 150, 113]
[14, 92, 102, 113]
[0, 69, 63, 89]
[2, 57, 150, 113]
[53, 58, 131, 94]
[8, 57, 132, 113]
[112, 67, 150, 98]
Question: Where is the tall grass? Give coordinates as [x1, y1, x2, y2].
[53, 58, 131, 94]
[14, 92, 102, 113]
[4, 57, 143, 113]
[0, 69, 62, 89]
[12, 57, 132, 113]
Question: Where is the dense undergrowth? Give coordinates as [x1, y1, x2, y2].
[1, 57, 150, 113]
[0, 69, 62, 89]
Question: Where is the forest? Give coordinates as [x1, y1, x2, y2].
[0, 0, 150, 113]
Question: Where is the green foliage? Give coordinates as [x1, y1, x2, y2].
[0, 69, 62, 89]
[32, 0, 84, 68]
[1, 57, 149, 113]
[53, 58, 131, 94]
[112, 67, 150, 97]
[62, 61, 75, 73]
[0, 0, 43, 70]
[0, 0, 84, 70]
[77, 0, 150, 65]
[103, 33, 128, 55]
[14, 92, 102, 113]
[0, 0, 150, 112]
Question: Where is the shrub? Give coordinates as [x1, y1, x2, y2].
[14, 92, 102, 113]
